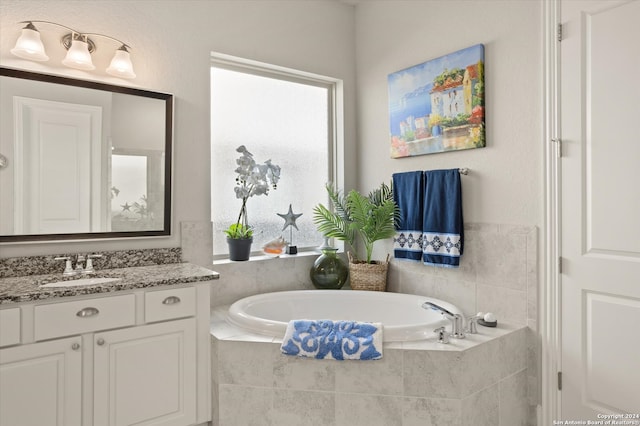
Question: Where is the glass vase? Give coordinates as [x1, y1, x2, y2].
[310, 248, 349, 290]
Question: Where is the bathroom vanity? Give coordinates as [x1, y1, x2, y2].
[0, 260, 218, 426]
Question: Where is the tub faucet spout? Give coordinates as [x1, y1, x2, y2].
[422, 301, 465, 339]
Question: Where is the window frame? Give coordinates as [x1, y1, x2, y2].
[210, 52, 344, 259]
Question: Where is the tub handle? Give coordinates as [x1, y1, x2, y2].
[434, 327, 450, 344]
[466, 315, 481, 334]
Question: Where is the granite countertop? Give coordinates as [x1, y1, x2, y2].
[0, 262, 219, 305]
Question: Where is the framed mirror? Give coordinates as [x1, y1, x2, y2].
[0, 67, 173, 242]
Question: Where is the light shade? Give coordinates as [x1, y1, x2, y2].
[11, 25, 49, 62]
[106, 46, 136, 79]
[62, 39, 95, 70]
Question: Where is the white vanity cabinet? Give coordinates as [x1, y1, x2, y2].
[0, 336, 83, 426]
[93, 319, 196, 426]
[0, 283, 210, 426]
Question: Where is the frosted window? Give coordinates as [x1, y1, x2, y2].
[211, 66, 330, 256]
[111, 154, 149, 231]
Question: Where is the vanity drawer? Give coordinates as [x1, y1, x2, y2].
[34, 294, 136, 341]
[145, 286, 196, 323]
[0, 308, 21, 347]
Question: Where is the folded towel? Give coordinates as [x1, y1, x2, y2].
[281, 320, 383, 360]
[422, 169, 464, 267]
[392, 171, 424, 262]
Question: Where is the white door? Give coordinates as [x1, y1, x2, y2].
[93, 319, 196, 426]
[0, 336, 82, 426]
[560, 0, 640, 420]
[13, 97, 103, 234]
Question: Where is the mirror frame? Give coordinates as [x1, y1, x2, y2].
[0, 67, 173, 243]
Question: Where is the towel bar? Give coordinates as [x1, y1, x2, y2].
[458, 168, 469, 175]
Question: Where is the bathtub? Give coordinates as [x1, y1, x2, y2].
[226, 290, 463, 342]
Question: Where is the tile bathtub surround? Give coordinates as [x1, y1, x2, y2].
[210, 314, 529, 426]
[205, 223, 540, 423]
[0, 248, 183, 278]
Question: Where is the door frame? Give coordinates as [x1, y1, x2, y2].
[542, 0, 561, 424]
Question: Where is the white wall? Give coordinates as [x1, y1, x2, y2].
[1, 0, 543, 262]
[0, 0, 357, 258]
[354, 0, 543, 262]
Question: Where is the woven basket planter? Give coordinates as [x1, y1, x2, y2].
[347, 253, 389, 292]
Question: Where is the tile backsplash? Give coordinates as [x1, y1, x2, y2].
[198, 221, 540, 422]
[204, 223, 538, 330]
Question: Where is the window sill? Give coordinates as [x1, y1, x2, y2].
[212, 249, 320, 266]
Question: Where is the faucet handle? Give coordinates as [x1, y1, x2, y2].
[83, 254, 103, 274]
[450, 314, 465, 339]
[434, 326, 450, 344]
[55, 256, 75, 276]
[466, 315, 481, 334]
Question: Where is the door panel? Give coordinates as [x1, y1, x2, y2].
[13, 97, 102, 234]
[0, 337, 82, 426]
[560, 0, 640, 420]
[93, 319, 196, 426]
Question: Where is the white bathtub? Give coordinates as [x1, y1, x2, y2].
[226, 290, 464, 342]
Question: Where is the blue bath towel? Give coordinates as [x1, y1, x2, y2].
[281, 320, 383, 360]
[392, 171, 424, 262]
[422, 169, 464, 267]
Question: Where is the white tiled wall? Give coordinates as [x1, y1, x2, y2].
[387, 223, 537, 327]
[196, 223, 537, 331]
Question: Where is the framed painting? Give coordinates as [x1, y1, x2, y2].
[388, 44, 485, 158]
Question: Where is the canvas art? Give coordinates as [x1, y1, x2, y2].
[388, 44, 485, 158]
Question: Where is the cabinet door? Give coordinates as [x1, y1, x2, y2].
[0, 336, 82, 426]
[93, 318, 196, 426]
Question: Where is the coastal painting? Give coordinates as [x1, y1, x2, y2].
[388, 44, 485, 158]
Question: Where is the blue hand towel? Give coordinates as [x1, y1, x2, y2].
[392, 171, 424, 262]
[422, 169, 464, 267]
[281, 320, 383, 360]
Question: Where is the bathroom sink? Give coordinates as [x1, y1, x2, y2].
[39, 277, 122, 288]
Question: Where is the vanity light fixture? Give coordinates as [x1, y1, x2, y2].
[11, 21, 136, 79]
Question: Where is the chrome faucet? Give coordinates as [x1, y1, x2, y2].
[422, 301, 465, 339]
[55, 253, 103, 276]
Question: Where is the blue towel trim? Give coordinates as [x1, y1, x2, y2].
[281, 320, 383, 361]
[393, 229, 423, 261]
[393, 171, 424, 262]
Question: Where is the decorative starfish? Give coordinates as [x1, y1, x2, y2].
[277, 204, 302, 231]
[121, 202, 132, 212]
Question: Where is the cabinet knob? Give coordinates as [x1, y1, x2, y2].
[96, 338, 105, 346]
[71, 342, 80, 351]
[162, 296, 181, 305]
[76, 307, 99, 317]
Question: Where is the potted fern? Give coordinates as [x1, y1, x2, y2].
[312, 182, 398, 291]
